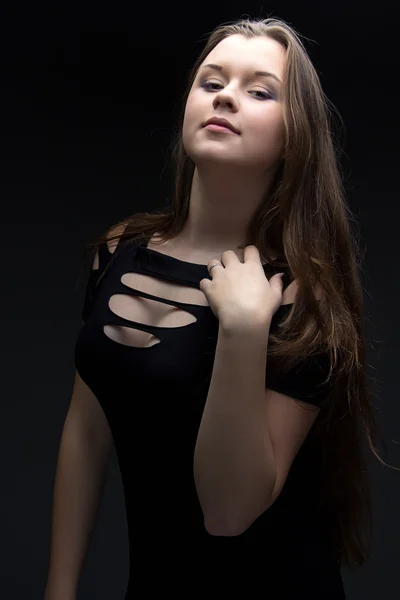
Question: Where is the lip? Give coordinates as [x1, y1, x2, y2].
[203, 117, 240, 134]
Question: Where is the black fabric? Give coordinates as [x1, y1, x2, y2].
[266, 348, 335, 408]
[74, 235, 345, 598]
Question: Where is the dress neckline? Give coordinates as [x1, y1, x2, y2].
[132, 236, 293, 309]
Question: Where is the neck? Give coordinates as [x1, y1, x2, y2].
[178, 165, 277, 251]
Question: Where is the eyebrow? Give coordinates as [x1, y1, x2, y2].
[199, 63, 282, 85]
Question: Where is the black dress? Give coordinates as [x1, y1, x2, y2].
[74, 234, 346, 599]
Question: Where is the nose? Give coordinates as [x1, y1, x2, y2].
[213, 87, 238, 110]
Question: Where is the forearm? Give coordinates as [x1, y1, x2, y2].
[45, 422, 111, 597]
[193, 322, 276, 536]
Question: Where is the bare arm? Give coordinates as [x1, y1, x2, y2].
[44, 367, 113, 599]
[194, 281, 320, 537]
[194, 323, 275, 536]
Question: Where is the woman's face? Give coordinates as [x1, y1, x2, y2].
[182, 34, 287, 171]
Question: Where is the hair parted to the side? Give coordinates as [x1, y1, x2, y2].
[78, 16, 400, 568]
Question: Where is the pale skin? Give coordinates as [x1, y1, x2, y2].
[146, 34, 319, 534]
[163, 34, 319, 534]
[160, 33, 287, 263]
[43, 35, 319, 599]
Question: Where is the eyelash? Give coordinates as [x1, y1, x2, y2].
[200, 80, 274, 100]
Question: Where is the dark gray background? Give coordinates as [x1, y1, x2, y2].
[1, 1, 399, 598]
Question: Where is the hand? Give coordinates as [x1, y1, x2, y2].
[199, 245, 285, 331]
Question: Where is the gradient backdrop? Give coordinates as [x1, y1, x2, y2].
[1, 2, 399, 598]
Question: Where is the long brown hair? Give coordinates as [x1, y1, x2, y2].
[78, 17, 399, 568]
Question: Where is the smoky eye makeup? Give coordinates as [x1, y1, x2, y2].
[200, 79, 276, 100]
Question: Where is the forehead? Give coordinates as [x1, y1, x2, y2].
[200, 34, 286, 80]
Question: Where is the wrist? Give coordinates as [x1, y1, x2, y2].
[219, 314, 272, 338]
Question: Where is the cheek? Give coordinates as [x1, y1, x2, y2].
[182, 93, 206, 146]
[254, 108, 285, 146]
[242, 109, 285, 164]
[183, 91, 201, 120]
[182, 99, 198, 154]
[182, 98, 198, 134]
[255, 104, 283, 130]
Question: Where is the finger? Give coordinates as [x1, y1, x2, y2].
[243, 245, 261, 263]
[207, 260, 224, 277]
[199, 277, 211, 291]
[220, 249, 242, 265]
[270, 272, 285, 288]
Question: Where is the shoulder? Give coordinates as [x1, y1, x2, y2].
[106, 222, 128, 254]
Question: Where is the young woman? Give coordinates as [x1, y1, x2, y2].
[45, 16, 395, 600]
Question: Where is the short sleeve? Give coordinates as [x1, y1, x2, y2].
[80, 244, 112, 322]
[265, 350, 335, 408]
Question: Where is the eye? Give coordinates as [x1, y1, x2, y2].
[200, 80, 274, 100]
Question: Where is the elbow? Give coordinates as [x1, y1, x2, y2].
[204, 503, 267, 536]
[204, 513, 248, 537]
[203, 490, 276, 537]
